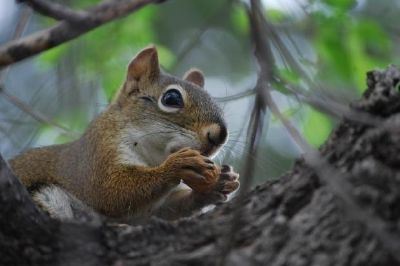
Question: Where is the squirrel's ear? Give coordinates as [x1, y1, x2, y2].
[127, 46, 160, 81]
[183, 68, 205, 88]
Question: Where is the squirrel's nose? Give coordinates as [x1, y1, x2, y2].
[205, 123, 228, 147]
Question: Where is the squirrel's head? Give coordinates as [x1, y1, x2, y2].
[113, 46, 227, 166]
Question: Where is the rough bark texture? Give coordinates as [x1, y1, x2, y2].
[2, 66, 400, 265]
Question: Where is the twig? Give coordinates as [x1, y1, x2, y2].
[260, 13, 315, 89]
[274, 77, 383, 127]
[219, 1, 272, 264]
[0, 0, 167, 68]
[20, 0, 89, 22]
[0, 7, 32, 82]
[215, 79, 383, 128]
[0, 85, 77, 137]
[169, 0, 233, 72]
[0, 8, 76, 137]
[214, 88, 255, 103]
[13, 6, 32, 39]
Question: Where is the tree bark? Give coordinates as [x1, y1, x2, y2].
[2, 66, 400, 265]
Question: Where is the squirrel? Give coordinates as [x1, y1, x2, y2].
[9, 46, 240, 223]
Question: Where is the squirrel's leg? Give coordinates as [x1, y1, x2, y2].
[32, 185, 102, 224]
[95, 148, 219, 218]
[154, 165, 239, 220]
[32, 185, 75, 220]
[152, 185, 198, 220]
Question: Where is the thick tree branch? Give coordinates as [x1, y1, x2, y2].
[0, 0, 167, 68]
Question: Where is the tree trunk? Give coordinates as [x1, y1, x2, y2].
[1, 66, 400, 266]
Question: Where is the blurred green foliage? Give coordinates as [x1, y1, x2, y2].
[312, 0, 391, 92]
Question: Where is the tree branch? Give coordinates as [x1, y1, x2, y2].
[219, 0, 273, 263]
[0, 0, 167, 68]
[20, 0, 89, 22]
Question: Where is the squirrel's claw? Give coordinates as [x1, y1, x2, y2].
[193, 164, 240, 205]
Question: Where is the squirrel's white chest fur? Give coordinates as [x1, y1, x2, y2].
[117, 124, 166, 167]
[117, 123, 199, 167]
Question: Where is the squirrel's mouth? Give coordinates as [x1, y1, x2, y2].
[165, 135, 223, 158]
[200, 144, 220, 158]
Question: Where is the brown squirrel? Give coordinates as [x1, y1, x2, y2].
[9, 46, 239, 223]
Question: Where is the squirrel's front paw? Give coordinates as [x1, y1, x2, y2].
[218, 164, 240, 196]
[163, 148, 219, 193]
[193, 164, 240, 204]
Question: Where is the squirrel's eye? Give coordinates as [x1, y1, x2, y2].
[158, 85, 186, 113]
[161, 89, 184, 108]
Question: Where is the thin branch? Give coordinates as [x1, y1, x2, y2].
[216, 80, 383, 128]
[20, 0, 89, 22]
[219, 0, 272, 264]
[169, 0, 233, 72]
[13, 6, 33, 39]
[214, 88, 255, 103]
[0, 7, 32, 82]
[0, 0, 167, 68]
[260, 13, 315, 89]
[274, 77, 383, 127]
[0, 8, 76, 136]
[0, 85, 77, 137]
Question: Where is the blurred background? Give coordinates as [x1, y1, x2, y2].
[1, 0, 399, 184]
